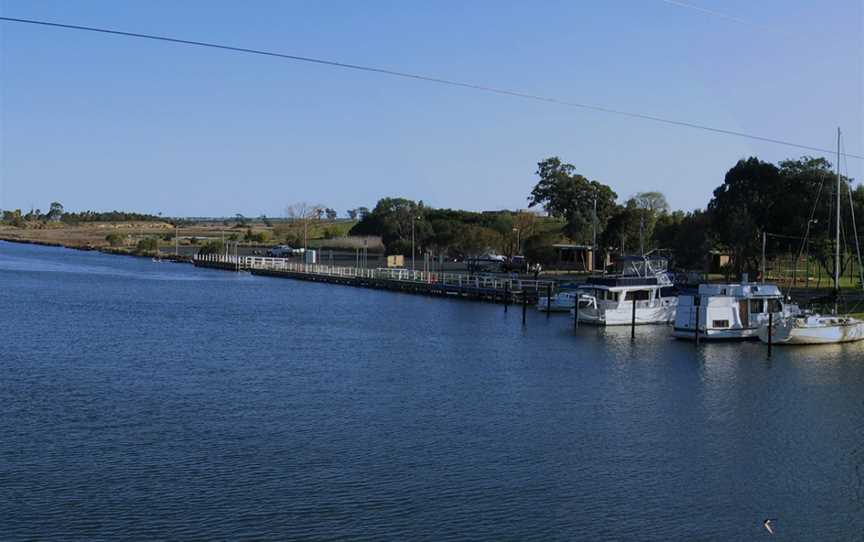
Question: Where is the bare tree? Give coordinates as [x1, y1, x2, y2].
[631, 191, 670, 214]
[285, 202, 325, 251]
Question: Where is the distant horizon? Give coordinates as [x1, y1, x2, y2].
[1, 0, 861, 216]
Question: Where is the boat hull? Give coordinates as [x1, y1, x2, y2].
[671, 327, 760, 341]
[536, 298, 575, 312]
[575, 305, 676, 326]
[758, 318, 864, 345]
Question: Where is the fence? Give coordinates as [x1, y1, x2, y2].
[194, 253, 557, 295]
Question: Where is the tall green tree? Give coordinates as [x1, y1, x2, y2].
[47, 201, 64, 221]
[527, 157, 617, 243]
[707, 157, 784, 274]
[652, 210, 713, 269]
[349, 198, 431, 254]
[601, 203, 650, 254]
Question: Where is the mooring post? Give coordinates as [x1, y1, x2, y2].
[574, 302, 579, 329]
[546, 284, 552, 318]
[504, 282, 509, 312]
[767, 311, 773, 357]
[522, 292, 527, 326]
[630, 296, 637, 340]
[694, 297, 701, 346]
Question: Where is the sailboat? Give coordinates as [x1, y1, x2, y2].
[758, 128, 864, 345]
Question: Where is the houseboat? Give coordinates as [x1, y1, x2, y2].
[673, 281, 798, 341]
[571, 256, 678, 325]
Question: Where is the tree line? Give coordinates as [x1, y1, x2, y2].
[5, 154, 862, 276]
[1, 202, 163, 226]
[347, 155, 864, 275]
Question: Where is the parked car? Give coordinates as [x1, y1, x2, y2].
[266, 245, 294, 257]
[502, 255, 528, 273]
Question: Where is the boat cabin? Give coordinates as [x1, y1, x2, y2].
[673, 282, 791, 340]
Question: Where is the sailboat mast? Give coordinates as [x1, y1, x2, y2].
[835, 127, 841, 313]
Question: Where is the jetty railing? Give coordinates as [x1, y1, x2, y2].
[193, 253, 556, 295]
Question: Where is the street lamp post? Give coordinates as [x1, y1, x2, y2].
[411, 216, 421, 271]
[512, 227, 520, 256]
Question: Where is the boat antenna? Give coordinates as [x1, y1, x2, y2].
[639, 213, 645, 256]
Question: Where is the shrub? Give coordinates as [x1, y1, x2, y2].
[135, 238, 158, 253]
[244, 228, 269, 243]
[105, 232, 125, 247]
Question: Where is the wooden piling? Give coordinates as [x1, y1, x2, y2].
[504, 282, 509, 312]
[522, 292, 527, 326]
[694, 297, 701, 346]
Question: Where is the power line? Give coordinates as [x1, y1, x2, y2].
[659, 0, 758, 26]
[1, 15, 861, 160]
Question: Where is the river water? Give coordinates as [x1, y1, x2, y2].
[2, 241, 862, 540]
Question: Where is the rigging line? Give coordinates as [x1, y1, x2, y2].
[1, 15, 862, 160]
[787, 169, 827, 298]
[843, 137, 864, 288]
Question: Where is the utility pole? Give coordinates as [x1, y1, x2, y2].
[592, 194, 598, 270]
[412, 216, 420, 271]
[762, 231, 766, 283]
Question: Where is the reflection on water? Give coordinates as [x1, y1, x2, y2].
[1, 241, 862, 540]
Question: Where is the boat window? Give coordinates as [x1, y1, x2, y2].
[749, 299, 764, 313]
[713, 320, 729, 328]
[767, 299, 782, 312]
[629, 290, 650, 301]
[660, 287, 676, 298]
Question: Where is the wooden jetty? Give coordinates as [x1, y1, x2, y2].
[193, 254, 556, 303]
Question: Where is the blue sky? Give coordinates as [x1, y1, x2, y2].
[1, 0, 861, 217]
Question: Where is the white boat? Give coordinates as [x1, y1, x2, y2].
[759, 314, 864, 344]
[756, 129, 864, 346]
[673, 282, 798, 341]
[536, 290, 579, 312]
[571, 255, 678, 326]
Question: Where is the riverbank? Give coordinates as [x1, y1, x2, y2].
[0, 234, 194, 262]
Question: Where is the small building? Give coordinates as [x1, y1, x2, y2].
[552, 244, 596, 272]
[707, 250, 731, 273]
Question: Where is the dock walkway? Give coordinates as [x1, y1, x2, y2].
[193, 254, 556, 303]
